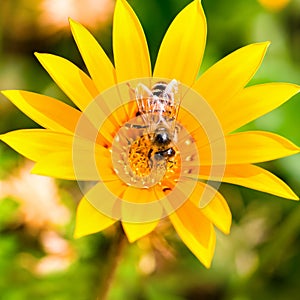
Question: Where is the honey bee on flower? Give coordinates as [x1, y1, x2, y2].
[126, 79, 181, 182]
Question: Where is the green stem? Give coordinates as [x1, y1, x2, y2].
[96, 225, 127, 300]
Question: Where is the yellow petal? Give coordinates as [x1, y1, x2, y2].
[193, 42, 270, 108]
[153, 0, 206, 86]
[121, 187, 163, 227]
[0, 129, 74, 162]
[199, 131, 300, 165]
[120, 187, 162, 243]
[74, 197, 117, 238]
[177, 105, 214, 166]
[74, 181, 128, 231]
[1, 90, 81, 134]
[219, 83, 300, 134]
[169, 200, 216, 268]
[31, 133, 114, 180]
[121, 186, 158, 204]
[32, 151, 76, 179]
[113, 0, 151, 81]
[187, 182, 231, 234]
[32, 144, 112, 181]
[35, 53, 99, 111]
[122, 220, 159, 243]
[225, 131, 300, 163]
[198, 164, 299, 200]
[69, 19, 116, 92]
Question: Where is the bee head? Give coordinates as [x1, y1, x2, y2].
[153, 127, 171, 146]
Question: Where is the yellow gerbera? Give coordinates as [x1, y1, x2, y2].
[0, 0, 299, 268]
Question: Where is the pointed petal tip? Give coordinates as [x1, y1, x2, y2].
[250, 41, 271, 52]
[154, 0, 206, 85]
[113, 0, 151, 80]
[73, 224, 91, 239]
[69, 18, 80, 34]
[115, 0, 129, 10]
[68, 18, 76, 28]
[255, 41, 271, 52]
[203, 259, 212, 269]
[34, 52, 50, 60]
[293, 84, 300, 92]
[73, 229, 84, 239]
[218, 221, 231, 236]
[124, 234, 136, 243]
[30, 164, 42, 176]
[259, 40, 271, 46]
[200, 248, 215, 269]
[263, 41, 271, 52]
[1, 89, 10, 97]
[73, 229, 99, 239]
[122, 227, 138, 243]
[69, 17, 81, 29]
[1, 89, 21, 98]
[222, 225, 231, 235]
[277, 82, 300, 93]
[194, 0, 206, 15]
[0, 132, 7, 140]
[195, 0, 205, 9]
[289, 194, 299, 201]
[34, 52, 44, 60]
[68, 17, 75, 24]
[217, 214, 232, 235]
[121, 219, 158, 243]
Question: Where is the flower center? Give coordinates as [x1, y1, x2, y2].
[111, 115, 183, 188]
[128, 132, 180, 178]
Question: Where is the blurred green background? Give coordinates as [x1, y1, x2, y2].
[0, 0, 300, 299]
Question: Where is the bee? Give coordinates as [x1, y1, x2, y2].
[127, 79, 181, 176]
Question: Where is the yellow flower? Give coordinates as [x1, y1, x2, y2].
[0, 0, 299, 268]
[258, 0, 291, 11]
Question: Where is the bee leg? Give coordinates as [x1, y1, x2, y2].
[149, 157, 154, 169]
[148, 148, 154, 169]
[127, 82, 136, 100]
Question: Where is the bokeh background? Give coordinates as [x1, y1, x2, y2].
[0, 0, 300, 299]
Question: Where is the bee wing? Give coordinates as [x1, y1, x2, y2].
[161, 79, 181, 139]
[135, 83, 152, 113]
[133, 80, 181, 135]
[135, 83, 158, 132]
[164, 79, 179, 100]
